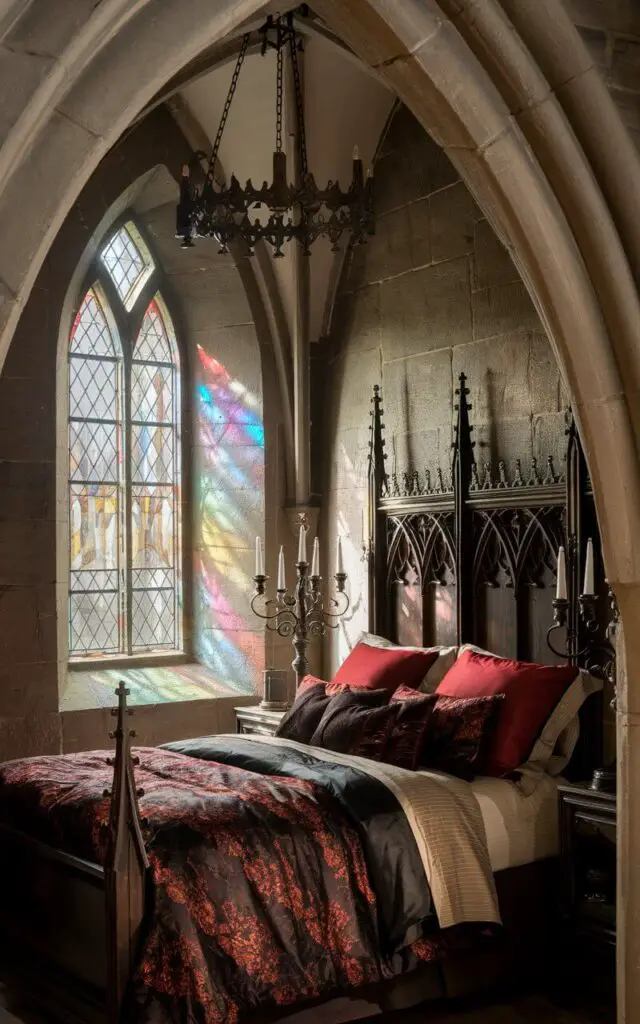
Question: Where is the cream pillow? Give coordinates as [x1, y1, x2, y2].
[517, 669, 602, 781]
[357, 632, 457, 691]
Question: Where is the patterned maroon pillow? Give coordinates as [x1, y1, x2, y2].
[420, 694, 505, 780]
[275, 682, 331, 744]
[309, 688, 396, 760]
[385, 693, 437, 770]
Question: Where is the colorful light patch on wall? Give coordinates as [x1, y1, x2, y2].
[195, 344, 265, 693]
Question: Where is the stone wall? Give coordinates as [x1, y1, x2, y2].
[565, 0, 640, 148]
[137, 184, 266, 694]
[320, 103, 569, 674]
[0, 109, 265, 759]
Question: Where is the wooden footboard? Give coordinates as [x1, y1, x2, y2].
[0, 683, 149, 1024]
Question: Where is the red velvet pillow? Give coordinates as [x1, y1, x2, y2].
[332, 642, 438, 692]
[436, 650, 578, 776]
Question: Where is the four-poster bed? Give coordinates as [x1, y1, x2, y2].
[0, 373, 609, 1023]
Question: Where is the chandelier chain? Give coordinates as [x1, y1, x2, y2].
[275, 19, 284, 154]
[287, 13, 308, 178]
[206, 32, 250, 185]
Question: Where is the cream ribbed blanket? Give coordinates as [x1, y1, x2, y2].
[222, 734, 500, 929]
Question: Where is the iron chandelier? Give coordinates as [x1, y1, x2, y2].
[175, 10, 374, 257]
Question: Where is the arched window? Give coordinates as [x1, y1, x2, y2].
[68, 221, 182, 658]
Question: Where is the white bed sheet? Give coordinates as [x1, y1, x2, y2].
[470, 773, 560, 873]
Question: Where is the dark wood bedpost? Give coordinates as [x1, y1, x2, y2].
[103, 683, 149, 1023]
[452, 373, 475, 643]
[368, 385, 388, 634]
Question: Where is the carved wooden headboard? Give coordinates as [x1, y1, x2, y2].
[365, 373, 604, 774]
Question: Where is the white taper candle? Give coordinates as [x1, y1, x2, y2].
[336, 536, 344, 575]
[583, 538, 595, 595]
[277, 545, 286, 590]
[297, 525, 307, 563]
[556, 546, 567, 600]
[255, 536, 264, 577]
[311, 537, 320, 577]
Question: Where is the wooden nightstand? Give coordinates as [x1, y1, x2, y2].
[234, 705, 285, 737]
[558, 780, 616, 984]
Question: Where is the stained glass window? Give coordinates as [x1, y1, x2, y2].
[99, 222, 154, 311]
[68, 222, 182, 659]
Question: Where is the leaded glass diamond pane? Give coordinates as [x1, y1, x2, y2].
[70, 421, 119, 482]
[100, 223, 154, 311]
[70, 590, 120, 654]
[132, 424, 173, 484]
[69, 356, 118, 420]
[131, 363, 173, 423]
[134, 299, 173, 363]
[131, 588, 175, 650]
[70, 290, 116, 356]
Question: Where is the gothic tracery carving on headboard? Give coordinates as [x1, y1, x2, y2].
[474, 506, 565, 591]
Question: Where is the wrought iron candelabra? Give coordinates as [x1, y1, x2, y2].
[251, 532, 350, 692]
[547, 539, 619, 793]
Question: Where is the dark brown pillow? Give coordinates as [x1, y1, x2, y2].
[385, 693, 437, 770]
[275, 682, 331, 744]
[309, 687, 395, 760]
[420, 693, 505, 780]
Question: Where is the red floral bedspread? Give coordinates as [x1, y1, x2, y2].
[0, 744, 493, 1023]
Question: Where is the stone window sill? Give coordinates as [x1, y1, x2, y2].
[60, 661, 254, 712]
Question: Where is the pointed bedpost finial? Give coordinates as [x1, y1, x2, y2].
[452, 370, 474, 486]
[368, 385, 386, 499]
[104, 682, 149, 874]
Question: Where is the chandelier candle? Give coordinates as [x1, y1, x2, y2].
[251, 531, 350, 693]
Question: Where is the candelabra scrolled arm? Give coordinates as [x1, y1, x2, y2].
[250, 586, 299, 634]
[546, 594, 601, 659]
[546, 589, 619, 704]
